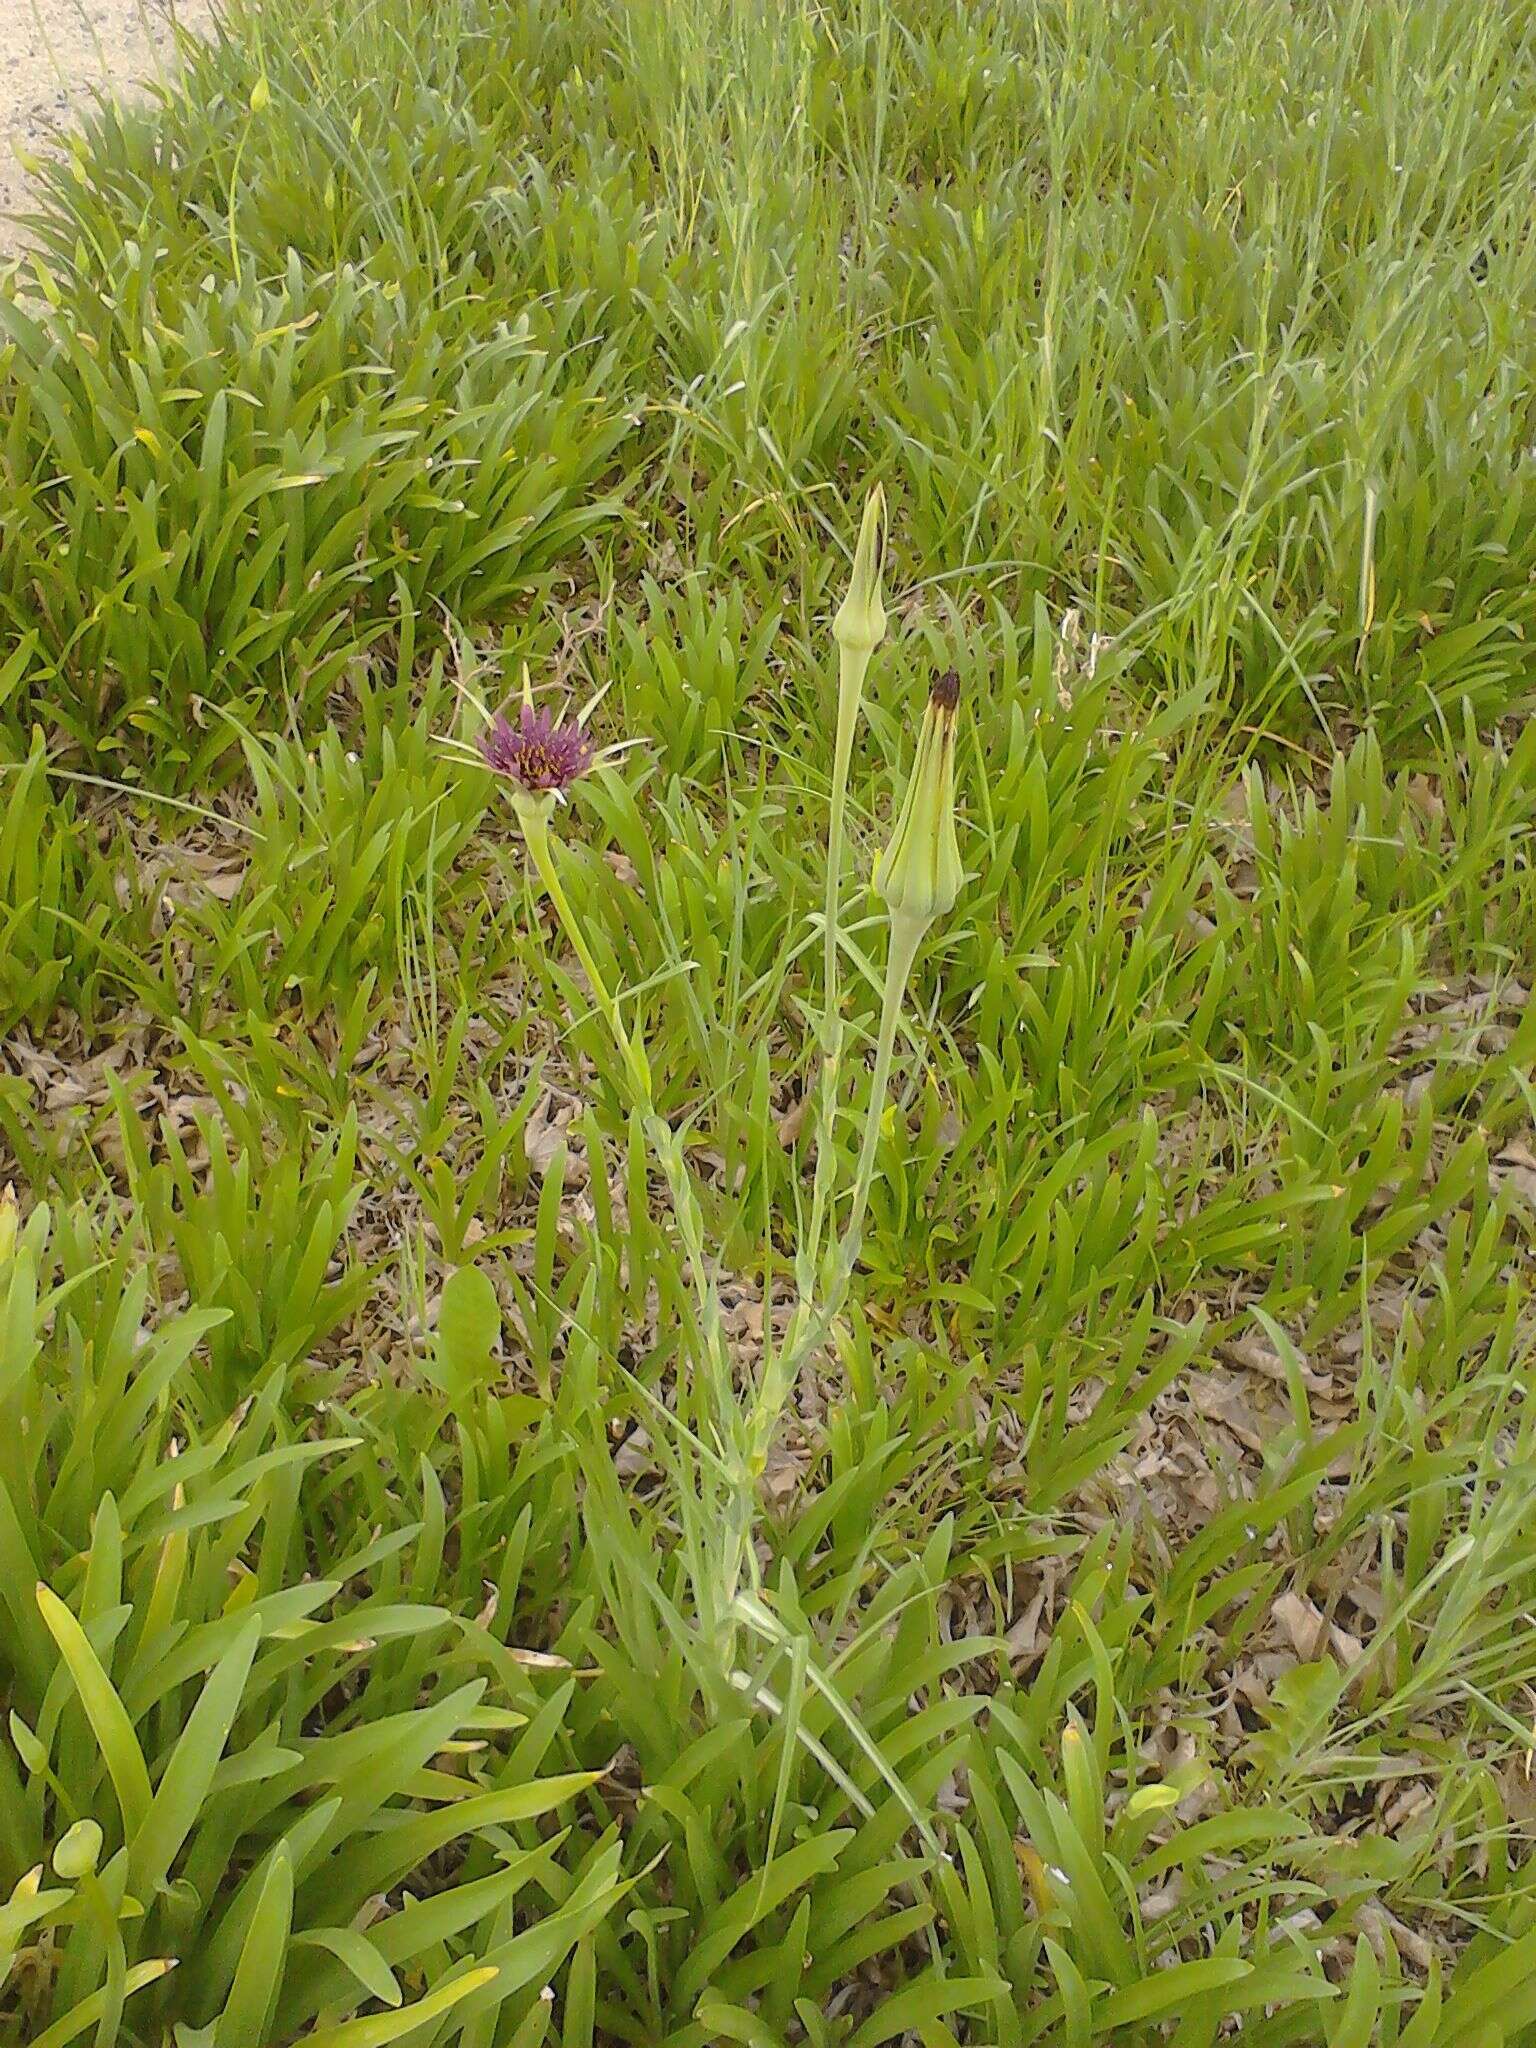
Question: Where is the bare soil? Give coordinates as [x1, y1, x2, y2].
[0, 0, 214, 256]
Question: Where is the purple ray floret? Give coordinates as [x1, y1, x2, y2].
[480, 704, 593, 792]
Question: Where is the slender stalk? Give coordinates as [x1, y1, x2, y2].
[823, 643, 866, 1009]
[751, 906, 925, 1444]
[521, 812, 753, 1651]
[508, 480, 904, 1668]
[521, 812, 649, 1102]
[798, 481, 885, 1294]
[841, 908, 924, 1258]
[800, 640, 867, 1292]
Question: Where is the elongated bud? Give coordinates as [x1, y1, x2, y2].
[0, 1184, 15, 1267]
[873, 669, 964, 929]
[833, 484, 887, 656]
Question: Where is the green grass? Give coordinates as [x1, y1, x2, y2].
[3, 0, 1536, 2038]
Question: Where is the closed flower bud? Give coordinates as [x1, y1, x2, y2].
[874, 669, 964, 929]
[833, 484, 887, 656]
[53, 1819, 103, 1881]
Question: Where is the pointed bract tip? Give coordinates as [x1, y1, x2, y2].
[833, 483, 888, 656]
[873, 679, 965, 930]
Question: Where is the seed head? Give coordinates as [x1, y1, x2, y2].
[873, 669, 965, 929]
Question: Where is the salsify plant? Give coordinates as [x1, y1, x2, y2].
[468, 488, 966, 1696]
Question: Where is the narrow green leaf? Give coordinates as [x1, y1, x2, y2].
[29, 1959, 176, 2048]
[35, 1582, 153, 1838]
[291, 1927, 402, 2009]
[431, 1263, 502, 1398]
[1096, 1958, 1251, 2030]
[302, 1965, 499, 2046]
[133, 1619, 260, 1895]
[845, 1973, 1006, 2048]
[214, 1845, 292, 2048]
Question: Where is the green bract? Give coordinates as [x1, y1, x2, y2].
[832, 483, 887, 656]
[874, 669, 965, 931]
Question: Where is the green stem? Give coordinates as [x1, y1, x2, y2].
[844, 909, 924, 1258]
[751, 907, 925, 1446]
[521, 812, 750, 1648]
[823, 643, 866, 1011]
[769, 643, 869, 1414]
[517, 808, 926, 1664]
[523, 813, 650, 1104]
[800, 642, 869, 1291]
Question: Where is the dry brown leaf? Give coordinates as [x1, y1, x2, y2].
[1225, 1330, 1333, 1396]
[1273, 1590, 1329, 1662]
[777, 1095, 810, 1147]
[1004, 1589, 1048, 1663]
[1499, 1755, 1536, 1836]
[1358, 1902, 1436, 1973]
[1188, 1372, 1270, 1453]
[1406, 775, 1444, 825]
[761, 1444, 805, 1505]
[614, 1429, 656, 1480]
[1493, 1138, 1536, 1205]
[523, 1094, 581, 1183]
[196, 864, 247, 902]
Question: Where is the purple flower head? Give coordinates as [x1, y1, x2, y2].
[480, 703, 593, 793]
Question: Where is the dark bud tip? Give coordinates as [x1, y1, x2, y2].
[931, 668, 961, 711]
